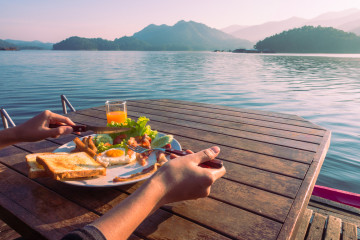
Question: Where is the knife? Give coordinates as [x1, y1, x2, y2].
[49, 124, 131, 134]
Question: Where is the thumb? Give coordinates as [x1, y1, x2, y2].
[193, 146, 220, 165]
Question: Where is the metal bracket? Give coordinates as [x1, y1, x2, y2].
[60, 95, 76, 114]
[1, 108, 16, 129]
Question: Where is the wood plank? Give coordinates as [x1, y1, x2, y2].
[0, 163, 99, 239]
[308, 196, 360, 227]
[91, 103, 325, 136]
[128, 99, 325, 131]
[121, 104, 324, 144]
[163, 198, 282, 240]
[324, 215, 341, 240]
[124, 107, 321, 151]
[295, 209, 313, 240]
[210, 179, 293, 222]
[152, 99, 310, 122]
[306, 213, 327, 240]
[135, 209, 230, 240]
[118, 181, 283, 240]
[91, 102, 325, 136]
[0, 219, 21, 240]
[174, 135, 309, 180]
[128, 100, 317, 128]
[277, 130, 331, 240]
[342, 221, 358, 240]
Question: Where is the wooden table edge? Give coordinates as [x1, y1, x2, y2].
[277, 130, 331, 240]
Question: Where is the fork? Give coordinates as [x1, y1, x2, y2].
[127, 145, 223, 169]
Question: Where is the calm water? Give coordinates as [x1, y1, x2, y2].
[1, 51, 360, 194]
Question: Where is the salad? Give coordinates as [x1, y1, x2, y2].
[93, 116, 171, 166]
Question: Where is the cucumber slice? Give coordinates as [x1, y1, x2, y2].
[151, 135, 173, 148]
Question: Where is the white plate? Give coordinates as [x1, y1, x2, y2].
[53, 133, 181, 187]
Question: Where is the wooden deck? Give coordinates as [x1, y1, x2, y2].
[296, 196, 359, 240]
[0, 99, 332, 239]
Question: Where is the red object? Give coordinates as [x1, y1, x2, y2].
[312, 185, 360, 209]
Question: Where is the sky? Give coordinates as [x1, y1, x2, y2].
[1, 0, 360, 43]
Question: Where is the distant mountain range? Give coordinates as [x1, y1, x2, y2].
[222, 8, 360, 42]
[3, 9, 360, 51]
[53, 20, 253, 51]
[1, 39, 53, 50]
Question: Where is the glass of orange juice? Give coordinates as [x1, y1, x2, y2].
[105, 100, 127, 124]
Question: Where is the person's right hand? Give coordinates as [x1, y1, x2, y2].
[151, 146, 226, 205]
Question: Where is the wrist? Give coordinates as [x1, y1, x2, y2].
[0, 126, 20, 148]
[146, 174, 168, 208]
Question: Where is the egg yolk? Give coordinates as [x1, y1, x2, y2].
[106, 149, 124, 157]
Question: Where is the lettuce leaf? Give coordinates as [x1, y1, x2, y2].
[107, 116, 158, 141]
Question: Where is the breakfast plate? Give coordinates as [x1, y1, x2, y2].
[53, 133, 181, 187]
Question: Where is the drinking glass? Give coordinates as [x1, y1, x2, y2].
[105, 100, 127, 124]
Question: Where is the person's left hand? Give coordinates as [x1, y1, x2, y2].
[15, 110, 75, 142]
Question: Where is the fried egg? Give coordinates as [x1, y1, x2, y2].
[95, 148, 136, 167]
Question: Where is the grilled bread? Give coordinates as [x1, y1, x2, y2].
[36, 152, 106, 180]
[26, 152, 68, 179]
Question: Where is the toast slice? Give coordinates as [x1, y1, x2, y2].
[36, 152, 106, 180]
[26, 152, 68, 179]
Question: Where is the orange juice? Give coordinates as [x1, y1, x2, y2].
[106, 111, 127, 124]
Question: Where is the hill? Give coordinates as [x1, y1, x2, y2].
[254, 26, 360, 53]
[0, 39, 17, 50]
[53, 20, 253, 51]
[224, 8, 360, 42]
[53, 36, 151, 50]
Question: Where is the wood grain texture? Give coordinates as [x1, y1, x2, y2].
[0, 99, 332, 240]
[294, 209, 312, 240]
[324, 215, 341, 240]
[277, 130, 331, 240]
[306, 213, 327, 240]
[342, 221, 358, 240]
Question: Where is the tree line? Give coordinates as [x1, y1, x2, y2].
[255, 26, 360, 53]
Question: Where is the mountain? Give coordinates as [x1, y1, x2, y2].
[132, 20, 253, 50]
[254, 26, 360, 53]
[53, 20, 253, 51]
[5, 39, 53, 50]
[224, 8, 360, 42]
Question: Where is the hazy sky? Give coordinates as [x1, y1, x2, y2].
[1, 0, 360, 42]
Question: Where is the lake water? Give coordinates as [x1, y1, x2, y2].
[1, 50, 359, 194]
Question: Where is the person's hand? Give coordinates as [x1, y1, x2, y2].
[15, 110, 75, 142]
[151, 146, 226, 205]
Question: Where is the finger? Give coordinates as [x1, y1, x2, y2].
[185, 149, 194, 154]
[49, 112, 75, 126]
[169, 149, 193, 159]
[193, 146, 220, 165]
[47, 126, 73, 138]
[169, 153, 178, 159]
[209, 165, 226, 180]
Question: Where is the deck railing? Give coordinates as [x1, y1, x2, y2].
[61, 95, 76, 114]
[0, 108, 16, 129]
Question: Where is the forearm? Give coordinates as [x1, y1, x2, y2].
[92, 177, 165, 240]
[0, 127, 21, 149]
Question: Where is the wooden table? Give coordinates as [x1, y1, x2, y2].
[0, 99, 331, 240]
